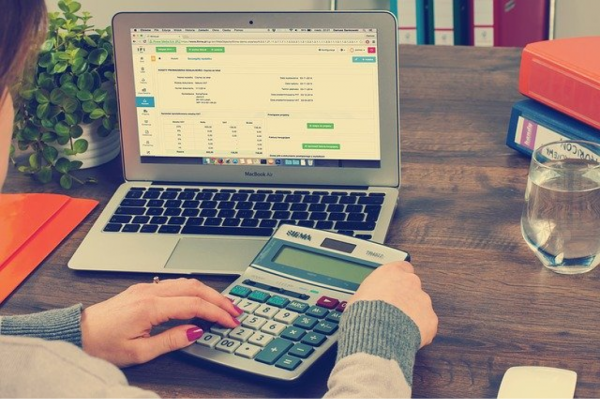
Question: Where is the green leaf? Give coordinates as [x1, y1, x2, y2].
[60, 174, 73, 189]
[41, 132, 57, 143]
[55, 121, 71, 136]
[73, 138, 88, 154]
[59, 74, 74, 85]
[89, 108, 105, 119]
[39, 77, 56, 91]
[50, 88, 67, 105]
[9, 143, 15, 157]
[64, 113, 80, 125]
[61, 82, 78, 97]
[76, 90, 93, 101]
[68, 1, 81, 13]
[70, 160, 83, 170]
[71, 58, 88, 75]
[77, 72, 94, 91]
[56, 135, 70, 145]
[62, 97, 80, 114]
[88, 48, 108, 65]
[70, 125, 83, 138]
[47, 105, 62, 119]
[71, 48, 88, 59]
[52, 62, 69, 74]
[40, 38, 55, 53]
[22, 126, 40, 141]
[36, 166, 53, 184]
[43, 146, 59, 163]
[64, 148, 77, 156]
[57, 0, 69, 13]
[36, 103, 50, 119]
[29, 153, 41, 169]
[82, 100, 96, 113]
[41, 119, 55, 129]
[96, 124, 112, 137]
[102, 116, 113, 130]
[55, 158, 71, 174]
[35, 90, 50, 104]
[83, 35, 97, 47]
[92, 88, 107, 102]
[103, 98, 117, 115]
[38, 52, 55, 68]
[56, 51, 71, 61]
[18, 166, 34, 174]
[19, 88, 37, 101]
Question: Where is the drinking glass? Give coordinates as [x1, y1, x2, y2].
[521, 140, 600, 274]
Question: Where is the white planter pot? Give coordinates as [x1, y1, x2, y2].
[53, 121, 121, 169]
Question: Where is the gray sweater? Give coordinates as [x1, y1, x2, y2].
[0, 300, 420, 398]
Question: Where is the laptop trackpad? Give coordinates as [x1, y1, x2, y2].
[164, 238, 266, 274]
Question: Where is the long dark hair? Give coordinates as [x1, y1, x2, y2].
[0, 0, 47, 104]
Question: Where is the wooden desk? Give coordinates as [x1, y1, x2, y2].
[3, 45, 599, 398]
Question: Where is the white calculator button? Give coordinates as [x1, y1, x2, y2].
[234, 343, 262, 359]
[225, 295, 241, 305]
[196, 333, 221, 348]
[215, 338, 242, 354]
[229, 327, 254, 342]
[248, 332, 274, 347]
[242, 315, 268, 330]
[260, 320, 287, 336]
[255, 304, 279, 319]
[210, 326, 232, 337]
[236, 313, 249, 323]
[238, 300, 261, 313]
[274, 309, 299, 324]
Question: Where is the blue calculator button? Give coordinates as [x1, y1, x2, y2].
[275, 355, 302, 371]
[266, 295, 290, 308]
[281, 326, 307, 341]
[301, 332, 327, 347]
[255, 338, 294, 365]
[229, 285, 252, 298]
[326, 311, 343, 323]
[306, 306, 329, 319]
[293, 315, 318, 330]
[314, 321, 338, 335]
[286, 301, 309, 313]
[288, 344, 314, 359]
[247, 290, 270, 303]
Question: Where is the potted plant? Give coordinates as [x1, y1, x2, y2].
[11, 0, 120, 189]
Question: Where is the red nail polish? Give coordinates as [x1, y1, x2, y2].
[186, 327, 203, 342]
[233, 305, 244, 315]
[232, 317, 241, 325]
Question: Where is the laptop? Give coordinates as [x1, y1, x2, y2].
[69, 11, 401, 275]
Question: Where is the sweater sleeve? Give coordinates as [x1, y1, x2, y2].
[0, 304, 83, 347]
[324, 300, 421, 398]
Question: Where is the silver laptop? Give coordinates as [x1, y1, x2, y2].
[69, 11, 401, 275]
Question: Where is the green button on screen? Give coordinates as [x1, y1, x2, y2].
[186, 47, 225, 53]
[307, 123, 334, 129]
[156, 46, 176, 53]
[302, 143, 341, 150]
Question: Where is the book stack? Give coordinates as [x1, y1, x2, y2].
[506, 36, 600, 157]
[391, 0, 549, 46]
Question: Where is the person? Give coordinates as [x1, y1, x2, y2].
[0, 1, 438, 397]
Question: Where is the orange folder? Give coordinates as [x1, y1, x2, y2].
[0, 193, 98, 303]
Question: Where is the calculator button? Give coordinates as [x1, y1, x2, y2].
[238, 300, 261, 313]
[326, 311, 343, 323]
[273, 309, 299, 324]
[255, 304, 279, 319]
[210, 326, 232, 337]
[255, 338, 294, 365]
[306, 306, 329, 319]
[215, 338, 242, 353]
[196, 333, 221, 348]
[288, 343, 314, 359]
[316, 296, 340, 309]
[266, 295, 290, 308]
[281, 326, 307, 341]
[229, 285, 252, 298]
[242, 315, 268, 330]
[248, 290, 271, 303]
[248, 332, 274, 347]
[234, 343, 262, 359]
[225, 295, 241, 305]
[301, 332, 327, 347]
[293, 315, 319, 330]
[229, 327, 254, 342]
[260, 320, 286, 336]
[275, 355, 302, 371]
[336, 301, 348, 312]
[314, 321, 339, 335]
[286, 301, 310, 313]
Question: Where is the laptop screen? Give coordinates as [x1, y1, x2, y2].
[130, 27, 381, 169]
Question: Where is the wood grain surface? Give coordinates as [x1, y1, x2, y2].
[3, 45, 599, 398]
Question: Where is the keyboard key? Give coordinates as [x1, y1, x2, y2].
[259, 219, 277, 228]
[314, 321, 338, 335]
[290, 203, 308, 211]
[235, 343, 262, 359]
[266, 296, 290, 308]
[140, 224, 159, 233]
[255, 338, 293, 365]
[359, 196, 384, 205]
[215, 338, 242, 354]
[293, 315, 318, 330]
[165, 188, 181, 191]
[321, 195, 339, 204]
[238, 300, 261, 313]
[195, 192, 213, 200]
[225, 295, 242, 305]
[248, 290, 270, 303]
[158, 225, 181, 234]
[182, 208, 200, 217]
[194, 217, 216, 225]
[285, 195, 303, 203]
[334, 221, 376, 231]
[115, 207, 146, 216]
[328, 213, 346, 221]
[200, 209, 218, 217]
[218, 201, 235, 210]
[347, 213, 365, 221]
[301, 332, 327, 347]
[210, 325, 232, 337]
[248, 332, 274, 347]
[266, 194, 284, 202]
[317, 296, 340, 309]
[327, 204, 344, 213]
[120, 199, 146, 207]
[241, 219, 259, 227]
[288, 343, 314, 359]
[275, 355, 302, 371]
[160, 191, 178, 200]
[165, 200, 182, 208]
[110, 215, 131, 224]
[235, 202, 253, 210]
[142, 191, 160, 199]
[229, 327, 254, 342]
[274, 310, 299, 324]
[326, 311, 343, 323]
[286, 301, 309, 313]
[297, 220, 315, 228]
[104, 223, 122, 232]
[182, 200, 200, 208]
[273, 211, 291, 219]
[181, 226, 274, 237]
[230, 285, 252, 298]
[164, 208, 182, 216]
[185, 217, 204, 226]
[150, 216, 168, 225]
[125, 190, 143, 199]
[231, 193, 249, 202]
[222, 218, 241, 227]
[272, 203, 290, 211]
[310, 212, 327, 221]
[281, 326, 307, 341]
[146, 208, 164, 216]
[356, 234, 372, 240]
[242, 315, 268, 330]
[196, 333, 221, 348]
[132, 216, 150, 224]
[213, 193, 231, 201]
[122, 224, 141, 233]
[339, 196, 357, 204]
[260, 320, 286, 336]
[255, 304, 279, 319]
[306, 306, 329, 319]
[345, 205, 363, 213]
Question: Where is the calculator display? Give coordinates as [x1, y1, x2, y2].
[272, 245, 375, 285]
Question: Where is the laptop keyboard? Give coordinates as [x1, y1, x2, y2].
[103, 187, 386, 240]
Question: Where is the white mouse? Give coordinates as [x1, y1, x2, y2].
[497, 366, 577, 399]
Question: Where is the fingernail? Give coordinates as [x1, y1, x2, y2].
[186, 327, 204, 342]
[232, 317, 241, 325]
[233, 305, 244, 315]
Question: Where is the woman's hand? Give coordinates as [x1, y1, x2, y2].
[81, 278, 242, 367]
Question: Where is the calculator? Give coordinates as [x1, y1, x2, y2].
[181, 225, 410, 381]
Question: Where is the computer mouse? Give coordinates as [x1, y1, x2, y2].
[497, 366, 577, 399]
